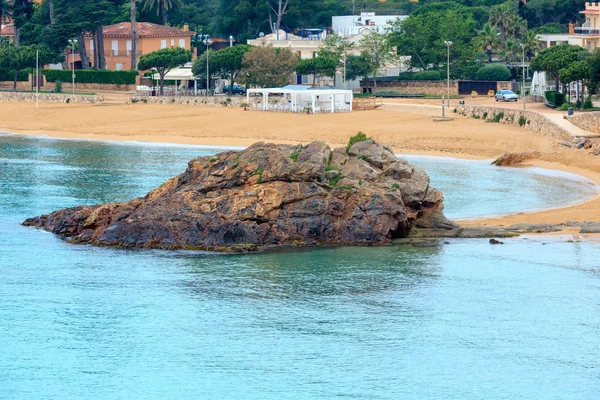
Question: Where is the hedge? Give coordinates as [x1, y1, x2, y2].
[398, 70, 442, 81]
[476, 64, 511, 81]
[545, 90, 565, 106]
[42, 69, 139, 85]
[0, 68, 29, 82]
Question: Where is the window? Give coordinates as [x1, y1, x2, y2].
[126, 40, 132, 55]
[112, 40, 119, 56]
[90, 40, 94, 51]
[161, 40, 167, 49]
[171, 39, 175, 47]
[116, 63, 123, 71]
[179, 39, 185, 48]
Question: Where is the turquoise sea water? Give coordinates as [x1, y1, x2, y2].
[1, 134, 600, 399]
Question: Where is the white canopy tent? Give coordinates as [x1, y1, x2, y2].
[152, 63, 199, 95]
[246, 85, 353, 113]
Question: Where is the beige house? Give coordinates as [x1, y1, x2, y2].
[573, 2, 600, 50]
[85, 22, 194, 71]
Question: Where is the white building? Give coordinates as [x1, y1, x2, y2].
[332, 12, 407, 37]
[246, 85, 353, 113]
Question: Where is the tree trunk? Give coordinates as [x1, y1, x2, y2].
[14, 27, 20, 47]
[581, 80, 585, 111]
[229, 72, 234, 95]
[13, 69, 18, 91]
[159, 73, 165, 96]
[160, 2, 167, 25]
[49, 0, 56, 25]
[131, 0, 138, 70]
[96, 27, 106, 70]
[487, 49, 492, 63]
[77, 33, 90, 69]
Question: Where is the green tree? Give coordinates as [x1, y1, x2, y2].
[344, 53, 371, 82]
[359, 31, 394, 92]
[475, 23, 501, 63]
[489, 3, 517, 45]
[559, 60, 592, 110]
[142, 0, 181, 25]
[531, 45, 589, 89]
[12, 0, 34, 47]
[388, 8, 479, 79]
[295, 56, 337, 87]
[318, 33, 353, 86]
[238, 46, 297, 88]
[0, 43, 62, 90]
[192, 44, 251, 95]
[138, 47, 191, 94]
[521, 30, 542, 61]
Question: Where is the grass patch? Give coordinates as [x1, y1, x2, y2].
[489, 112, 504, 123]
[338, 185, 354, 190]
[329, 175, 343, 187]
[392, 183, 400, 190]
[290, 148, 302, 161]
[209, 157, 220, 163]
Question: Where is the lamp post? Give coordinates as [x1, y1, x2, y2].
[68, 39, 76, 95]
[444, 41, 452, 108]
[520, 43, 526, 111]
[229, 35, 233, 47]
[202, 35, 212, 96]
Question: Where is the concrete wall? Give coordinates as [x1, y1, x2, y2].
[568, 112, 600, 134]
[0, 92, 103, 103]
[0, 75, 135, 92]
[456, 104, 573, 141]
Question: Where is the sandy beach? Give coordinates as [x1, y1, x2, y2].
[2, 100, 599, 228]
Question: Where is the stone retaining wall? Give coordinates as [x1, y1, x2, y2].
[130, 95, 246, 107]
[361, 80, 459, 96]
[1, 77, 135, 92]
[567, 112, 600, 134]
[0, 91, 102, 103]
[456, 105, 573, 141]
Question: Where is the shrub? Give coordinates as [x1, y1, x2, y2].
[413, 70, 442, 81]
[0, 68, 29, 82]
[584, 97, 593, 109]
[347, 131, 371, 152]
[54, 80, 63, 93]
[519, 115, 527, 126]
[490, 112, 504, 123]
[545, 91, 564, 107]
[483, 111, 488, 119]
[43, 69, 139, 85]
[476, 64, 511, 81]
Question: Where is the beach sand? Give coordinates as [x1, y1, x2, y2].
[1, 100, 599, 228]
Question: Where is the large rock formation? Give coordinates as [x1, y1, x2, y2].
[23, 140, 457, 251]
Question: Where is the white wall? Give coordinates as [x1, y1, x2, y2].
[332, 14, 407, 36]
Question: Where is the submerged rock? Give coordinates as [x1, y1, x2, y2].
[23, 140, 457, 251]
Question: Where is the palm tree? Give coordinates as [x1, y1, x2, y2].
[489, 3, 514, 45]
[0, 0, 12, 47]
[499, 38, 521, 63]
[521, 30, 542, 61]
[142, 0, 181, 25]
[476, 23, 501, 63]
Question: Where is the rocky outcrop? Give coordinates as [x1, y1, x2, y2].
[492, 151, 541, 166]
[23, 140, 457, 251]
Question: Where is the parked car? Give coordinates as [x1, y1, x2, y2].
[223, 85, 246, 95]
[495, 90, 518, 102]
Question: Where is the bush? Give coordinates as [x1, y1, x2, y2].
[43, 69, 138, 85]
[545, 91, 564, 107]
[347, 131, 371, 152]
[398, 70, 441, 81]
[0, 68, 29, 82]
[54, 80, 63, 93]
[585, 97, 593, 109]
[476, 64, 511, 81]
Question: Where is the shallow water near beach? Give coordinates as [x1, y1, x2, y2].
[1, 134, 600, 399]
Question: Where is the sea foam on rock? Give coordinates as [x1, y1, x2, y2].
[23, 140, 457, 251]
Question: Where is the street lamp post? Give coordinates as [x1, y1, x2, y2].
[444, 41, 452, 108]
[229, 35, 233, 47]
[520, 43, 526, 111]
[202, 35, 212, 96]
[68, 39, 76, 95]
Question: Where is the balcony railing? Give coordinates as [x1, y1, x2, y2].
[574, 27, 600, 35]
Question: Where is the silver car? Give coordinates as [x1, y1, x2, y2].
[495, 90, 518, 102]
